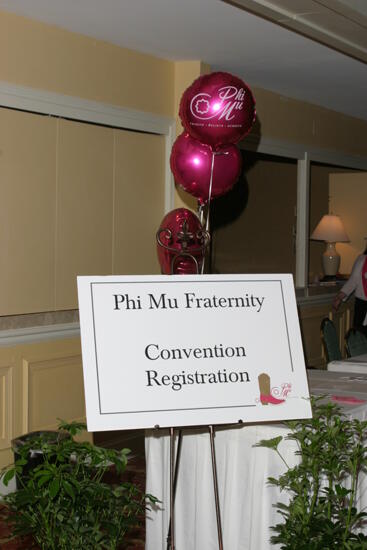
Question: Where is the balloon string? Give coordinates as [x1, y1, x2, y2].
[198, 203, 204, 226]
[200, 242, 206, 274]
[201, 151, 216, 274]
[206, 152, 216, 233]
[206, 150, 230, 233]
[201, 151, 229, 275]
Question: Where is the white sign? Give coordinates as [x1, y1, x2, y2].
[77, 274, 311, 431]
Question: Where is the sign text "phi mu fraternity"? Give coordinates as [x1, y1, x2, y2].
[77, 274, 311, 431]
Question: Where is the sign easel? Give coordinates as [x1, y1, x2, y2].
[164, 425, 224, 550]
[77, 274, 311, 549]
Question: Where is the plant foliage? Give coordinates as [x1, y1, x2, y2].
[1, 421, 157, 549]
[256, 398, 367, 549]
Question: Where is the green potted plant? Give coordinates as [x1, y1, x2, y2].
[256, 398, 367, 549]
[1, 420, 157, 550]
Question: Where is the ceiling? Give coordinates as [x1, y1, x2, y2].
[228, 0, 367, 63]
[1, 0, 367, 121]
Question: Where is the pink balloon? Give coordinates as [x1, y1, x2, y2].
[156, 208, 208, 275]
[170, 133, 242, 204]
[179, 72, 256, 149]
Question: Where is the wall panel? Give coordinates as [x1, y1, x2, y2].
[0, 108, 167, 315]
[55, 119, 114, 309]
[0, 366, 12, 451]
[113, 130, 165, 275]
[0, 108, 56, 315]
[0, 337, 91, 470]
[212, 153, 297, 275]
[0, 348, 22, 470]
[24, 354, 85, 432]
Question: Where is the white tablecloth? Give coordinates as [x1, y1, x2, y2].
[145, 370, 367, 550]
[328, 353, 367, 374]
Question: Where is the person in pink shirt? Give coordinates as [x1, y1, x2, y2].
[333, 241, 367, 335]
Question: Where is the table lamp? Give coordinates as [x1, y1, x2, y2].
[310, 214, 349, 279]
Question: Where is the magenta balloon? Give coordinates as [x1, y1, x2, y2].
[179, 71, 256, 148]
[170, 133, 242, 204]
[156, 208, 205, 275]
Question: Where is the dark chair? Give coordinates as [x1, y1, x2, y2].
[321, 318, 342, 362]
[345, 328, 367, 357]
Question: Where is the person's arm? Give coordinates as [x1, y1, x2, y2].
[332, 290, 346, 312]
[339, 256, 364, 297]
[332, 255, 363, 311]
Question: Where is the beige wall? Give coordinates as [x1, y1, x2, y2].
[1, 9, 367, 313]
[212, 153, 297, 275]
[0, 108, 56, 314]
[0, 108, 165, 315]
[211, 160, 362, 280]
[113, 129, 166, 276]
[330, 172, 367, 274]
[2, 8, 367, 154]
[175, 79, 367, 214]
[308, 164, 353, 281]
[1, 8, 366, 455]
[0, 337, 92, 469]
[247, 86, 367, 157]
[0, 10, 174, 116]
[173, 61, 211, 211]
[0, 10, 171, 315]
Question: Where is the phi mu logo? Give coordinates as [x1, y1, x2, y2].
[190, 86, 246, 121]
[257, 373, 292, 406]
[272, 382, 292, 399]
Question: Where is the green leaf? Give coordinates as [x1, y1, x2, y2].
[57, 418, 87, 436]
[63, 480, 75, 501]
[254, 435, 283, 450]
[15, 457, 28, 466]
[49, 478, 60, 499]
[37, 475, 52, 487]
[334, 484, 350, 497]
[2, 467, 16, 486]
[33, 468, 52, 478]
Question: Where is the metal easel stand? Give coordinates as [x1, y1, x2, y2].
[166, 425, 224, 550]
[162, 154, 225, 548]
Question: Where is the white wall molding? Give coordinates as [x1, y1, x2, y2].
[0, 80, 176, 215]
[0, 81, 175, 134]
[242, 134, 367, 170]
[0, 323, 80, 347]
[164, 121, 176, 213]
[296, 154, 310, 288]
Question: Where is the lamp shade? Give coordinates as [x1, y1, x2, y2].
[310, 214, 349, 243]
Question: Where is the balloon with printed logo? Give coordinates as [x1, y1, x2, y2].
[179, 71, 256, 149]
[156, 208, 209, 275]
[170, 133, 242, 204]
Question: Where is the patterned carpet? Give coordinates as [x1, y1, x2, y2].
[0, 455, 146, 550]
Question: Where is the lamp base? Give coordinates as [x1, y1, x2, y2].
[322, 242, 340, 277]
